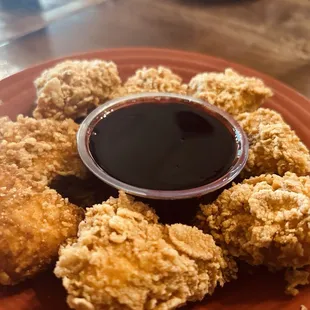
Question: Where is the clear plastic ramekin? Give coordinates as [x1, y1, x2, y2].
[77, 92, 248, 200]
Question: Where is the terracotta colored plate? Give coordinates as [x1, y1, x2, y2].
[0, 48, 309, 310]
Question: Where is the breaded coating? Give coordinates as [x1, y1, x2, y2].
[0, 165, 84, 285]
[55, 192, 236, 310]
[0, 116, 86, 285]
[33, 60, 121, 120]
[236, 108, 310, 177]
[188, 68, 273, 116]
[111, 66, 188, 98]
[0, 115, 86, 184]
[285, 268, 309, 296]
[197, 172, 310, 294]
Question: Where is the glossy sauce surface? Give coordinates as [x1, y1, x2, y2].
[89, 102, 236, 190]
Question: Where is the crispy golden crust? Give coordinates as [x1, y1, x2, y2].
[55, 192, 237, 310]
[237, 108, 310, 177]
[0, 115, 86, 184]
[188, 68, 272, 116]
[198, 172, 310, 272]
[33, 60, 121, 120]
[0, 165, 84, 285]
[285, 268, 309, 296]
[111, 66, 188, 98]
[0, 116, 86, 284]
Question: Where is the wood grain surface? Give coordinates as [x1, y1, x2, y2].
[0, 0, 106, 43]
[0, 0, 310, 98]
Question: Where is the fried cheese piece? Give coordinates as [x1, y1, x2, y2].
[33, 60, 121, 120]
[55, 192, 237, 310]
[111, 66, 188, 98]
[0, 165, 84, 285]
[236, 108, 310, 178]
[0, 115, 86, 184]
[197, 173, 310, 295]
[188, 68, 273, 116]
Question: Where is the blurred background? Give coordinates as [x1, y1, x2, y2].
[0, 0, 310, 97]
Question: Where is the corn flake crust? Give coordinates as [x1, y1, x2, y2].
[111, 66, 188, 98]
[55, 192, 237, 310]
[0, 116, 87, 284]
[285, 268, 310, 296]
[0, 115, 86, 184]
[237, 108, 310, 178]
[197, 172, 310, 295]
[0, 165, 84, 285]
[33, 60, 121, 120]
[188, 68, 272, 116]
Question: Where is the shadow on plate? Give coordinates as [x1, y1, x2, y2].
[0, 264, 296, 310]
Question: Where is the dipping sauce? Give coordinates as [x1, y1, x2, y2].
[89, 102, 236, 191]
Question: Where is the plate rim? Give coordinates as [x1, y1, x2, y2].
[0, 47, 309, 106]
[0, 47, 309, 310]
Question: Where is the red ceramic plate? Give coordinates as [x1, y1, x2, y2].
[0, 48, 309, 310]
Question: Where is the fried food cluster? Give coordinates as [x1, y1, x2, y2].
[0, 165, 83, 285]
[236, 108, 310, 178]
[55, 192, 237, 310]
[33, 60, 121, 120]
[0, 115, 86, 184]
[188, 68, 273, 116]
[197, 172, 310, 294]
[2, 58, 310, 305]
[111, 66, 188, 98]
[0, 116, 87, 284]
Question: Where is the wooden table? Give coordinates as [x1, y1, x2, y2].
[1, 0, 310, 98]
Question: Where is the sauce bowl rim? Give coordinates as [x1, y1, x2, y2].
[77, 92, 249, 200]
